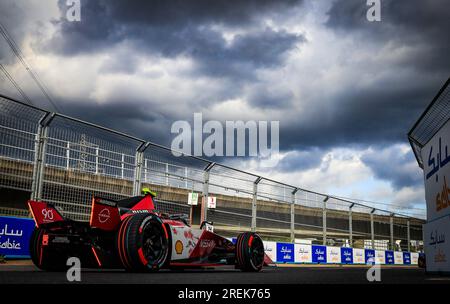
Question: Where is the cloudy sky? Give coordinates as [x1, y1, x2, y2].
[1, 0, 449, 218]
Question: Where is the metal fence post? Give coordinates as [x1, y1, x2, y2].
[349, 203, 354, 247]
[390, 214, 394, 251]
[31, 125, 48, 201]
[66, 141, 70, 170]
[31, 112, 54, 201]
[203, 162, 215, 222]
[165, 163, 169, 186]
[132, 142, 147, 196]
[323, 196, 329, 245]
[95, 147, 99, 174]
[370, 209, 375, 250]
[290, 188, 298, 243]
[252, 177, 262, 232]
[407, 219, 411, 252]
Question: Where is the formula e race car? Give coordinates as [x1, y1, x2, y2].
[27, 189, 265, 272]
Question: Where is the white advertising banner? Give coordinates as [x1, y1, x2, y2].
[424, 215, 450, 272]
[327, 246, 341, 264]
[411, 252, 419, 265]
[294, 244, 312, 263]
[421, 120, 450, 222]
[394, 251, 403, 264]
[263, 241, 277, 263]
[375, 250, 386, 265]
[353, 248, 365, 264]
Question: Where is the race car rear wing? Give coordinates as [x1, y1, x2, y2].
[90, 197, 121, 231]
[28, 200, 65, 227]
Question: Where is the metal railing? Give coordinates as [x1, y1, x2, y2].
[0, 94, 424, 251]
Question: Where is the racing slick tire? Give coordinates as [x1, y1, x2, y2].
[116, 213, 169, 272]
[235, 232, 265, 272]
[29, 227, 67, 271]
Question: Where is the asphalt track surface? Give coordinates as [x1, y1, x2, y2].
[0, 262, 449, 284]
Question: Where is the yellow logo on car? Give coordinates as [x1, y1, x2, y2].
[175, 240, 183, 254]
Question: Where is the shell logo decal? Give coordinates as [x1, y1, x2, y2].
[175, 240, 183, 254]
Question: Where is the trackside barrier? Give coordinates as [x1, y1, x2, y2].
[261, 241, 419, 266]
[0, 216, 35, 258]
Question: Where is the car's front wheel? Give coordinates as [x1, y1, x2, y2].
[235, 232, 265, 272]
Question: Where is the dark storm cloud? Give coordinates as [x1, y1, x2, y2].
[277, 149, 325, 172]
[60, 98, 172, 145]
[326, 0, 450, 73]
[45, 0, 304, 79]
[280, 77, 440, 151]
[274, 0, 450, 151]
[361, 145, 423, 189]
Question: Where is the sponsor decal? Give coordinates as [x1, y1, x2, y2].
[131, 210, 149, 214]
[175, 240, 183, 254]
[199, 239, 215, 248]
[98, 208, 110, 223]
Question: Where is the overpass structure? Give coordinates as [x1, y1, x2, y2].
[0, 94, 424, 251]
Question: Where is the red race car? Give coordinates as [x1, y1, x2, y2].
[27, 190, 266, 272]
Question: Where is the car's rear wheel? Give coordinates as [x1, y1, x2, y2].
[235, 232, 264, 272]
[29, 227, 66, 271]
[116, 213, 169, 272]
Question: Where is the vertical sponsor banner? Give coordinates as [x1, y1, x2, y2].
[411, 252, 419, 265]
[424, 215, 450, 272]
[294, 244, 312, 263]
[394, 251, 404, 264]
[420, 120, 450, 273]
[365, 249, 375, 264]
[353, 248, 365, 264]
[326, 246, 341, 264]
[276, 242, 294, 263]
[311, 245, 327, 263]
[375, 250, 386, 265]
[385, 250, 394, 264]
[0, 216, 35, 258]
[421, 121, 450, 222]
[403, 252, 411, 265]
[263, 241, 277, 263]
[341, 247, 353, 264]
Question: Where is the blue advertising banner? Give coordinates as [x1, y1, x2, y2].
[276, 243, 294, 263]
[0, 216, 35, 258]
[312, 245, 327, 263]
[341, 247, 353, 264]
[365, 249, 375, 264]
[403, 252, 411, 265]
[385, 250, 394, 264]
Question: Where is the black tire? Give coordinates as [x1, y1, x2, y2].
[29, 227, 66, 271]
[235, 232, 264, 272]
[116, 214, 169, 272]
